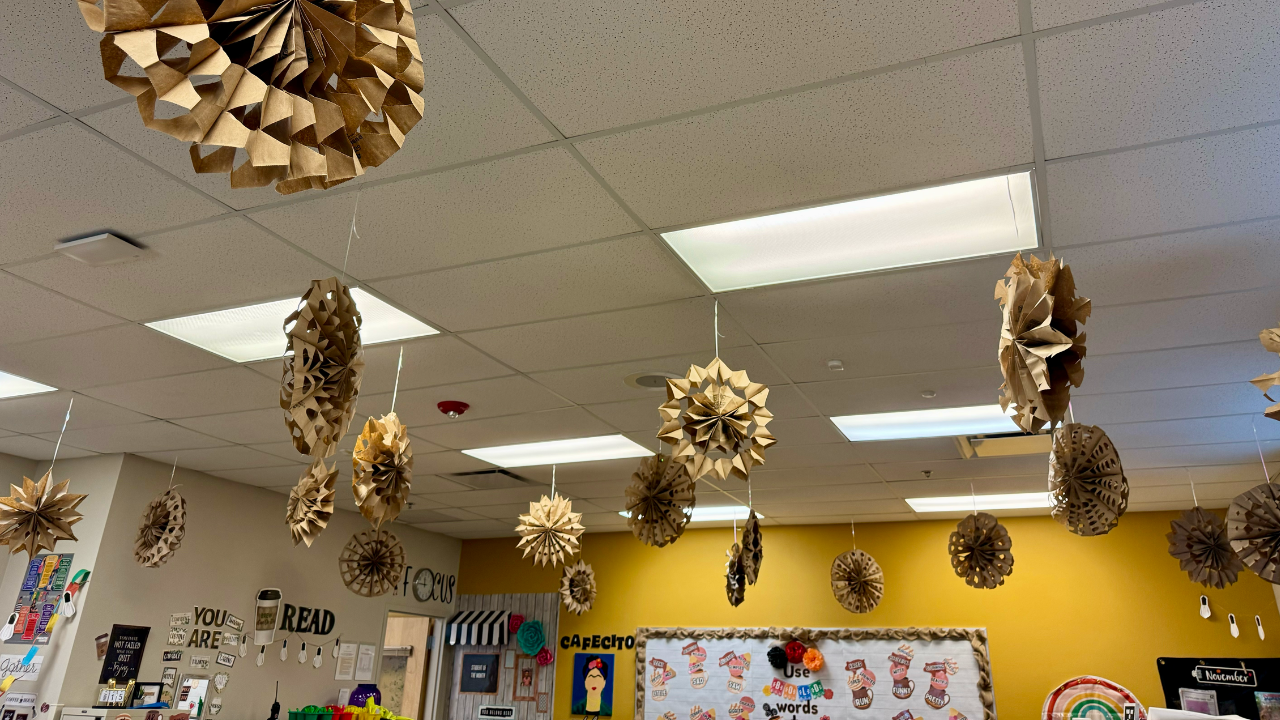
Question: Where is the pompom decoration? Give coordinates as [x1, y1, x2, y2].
[535, 647, 554, 666]
[508, 614, 525, 634]
[515, 494, 584, 567]
[949, 513, 1015, 589]
[135, 487, 186, 567]
[559, 560, 597, 616]
[767, 646, 787, 669]
[830, 549, 884, 614]
[1049, 423, 1128, 536]
[337, 529, 404, 597]
[658, 358, 775, 481]
[76, 0, 426, 194]
[1168, 507, 1242, 589]
[741, 510, 763, 585]
[784, 641, 805, 664]
[0, 471, 86, 557]
[995, 253, 1090, 433]
[1228, 482, 1280, 584]
[725, 542, 746, 607]
[516, 619, 546, 656]
[1251, 325, 1280, 421]
[625, 453, 696, 547]
[286, 458, 336, 547]
[352, 411, 413, 527]
[802, 648, 824, 672]
[281, 278, 364, 458]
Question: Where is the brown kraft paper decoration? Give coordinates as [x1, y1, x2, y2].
[559, 560, 596, 616]
[0, 471, 86, 557]
[740, 511, 763, 585]
[1251, 324, 1280, 421]
[1049, 423, 1129, 536]
[658, 358, 775, 482]
[830, 548, 884, 614]
[352, 412, 413, 528]
[287, 458, 336, 547]
[135, 487, 186, 567]
[1168, 506, 1242, 589]
[515, 494, 584, 568]
[281, 278, 364, 459]
[625, 453, 697, 548]
[725, 542, 745, 607]
[338, 528, 404, 597]
[1228, 482, 1280, 584]
[949, 513, 1014, 590]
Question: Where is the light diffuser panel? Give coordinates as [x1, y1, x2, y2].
[907, 492, 1052, 513]
[831, 405, 1021, 442]
[463, 435, 651, 468]
[619, 506, 763, 522]
[0, 372, 56, 400]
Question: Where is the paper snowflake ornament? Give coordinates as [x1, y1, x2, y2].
[740, 510, 763, 585]
[135, 487, 186, 567]
[559, 560, 596, 616]
[0, 471, 86, 557]
[287, 459, 337, 547]
[282, 278, 364, 458]
[1168, 507, 1242, 589]
[949, 512, 1014, 589]
[1228, 482, 1280, 584]
[995, 253, 1091, 433]
[77, 0, 425, 194]
[725, 542, 746, 607]
[515, 494, 584, 567]
[1251, 325, 1280, 421]
[352, 412, 413, 528]
[338, 529, 405, 597]
[624, 453, 696, 547]
[658, 358, 775, 481]
[830, 548, 884, 614]
[1049, 423, 1129, 536]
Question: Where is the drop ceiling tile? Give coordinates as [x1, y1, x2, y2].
[849, 437, 965, 464]
[171, 408, 285, 445]
[783, 513, 918, 525]
[1049, 124, 1280, 247]
[529, 345, 783, 405]
[212, 464, 309, 488]
[763, 442, 861, 470]
[576, 44, 1030, 228]
[0, 1, 124, 111]
[37, 420, 229, 453]
[764, 386, 821, 420]
[251, 149, 637, 280]
[453, 0, 1019, 135]
[1087, 286, 1280, 355]
[0, 275, 121, 345]
[351, 14, 554, 179]
[375, 235, 703, 331]
[0, 123, 224, 264]
[140, 445, 294, 473]
[362, 375, 572, 429]
[1105, 414, 1280, 450]
[461, 298, 752, 373]
[874, 455, 1048, 482]
[752, 483, 901, 503]
[1120, 440, 1280, 470]
[411, 504, 489, 521]
[12, 217, 335, 322]
[468, 502, 549, 520]
[747, 465, 882, 489]
[82, 367, 281, 418]
[412, 407, 614, 450]
[754, 499, 912, 518]
[768, 417, 848, 446]
[584, 397, 664, 434]
[0, 392, 150, 434]
[0, 84, 55, 132]
[798, 366, 1003, 417]
[763, 319, 993, 383]
[1127, 465, 1267, 489]
[0, 324, 231, 390]
[391, 507, 472, 526]
[1037, 0, 1280, 158]
[718, 255, 1011, 344]
[248, 442, 311, 462]
[1128, 484, 1195, 504]
[1031, 0, 1167, 30]
[880, 474, 1046, 498]
[1084, 342, 1265, 396]
[1072, 383, 1261, 426]
[411, 519, 521, 536]
[429, 486, 551, 508]
[515, 458, 641, 485]
[0, 435, 96, 461]
[413, 450, 496, 475]
[553, 480, 630, 502]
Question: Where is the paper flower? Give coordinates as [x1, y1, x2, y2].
[831, 549, 884, 614]
[625, 453, 696, 547]
[767, 646, 787, 669]
[725, 542, 746, 607]
[802, 648, 824, 672]
[515, 494, 584, 567]
[658, 358, 775, 481]
[77, 0, 425, 194]
[337, 529, 404, 597]
[0, 471, 86, 557]
[135, 487, 186, 567]
[1168, 507, 1242, 589]
[508, 614, 524, 634]
[1251, 325, 1280, 421]
[287, 459, 336, 547]
[352, 412, 413, 527]
[516, 619, 546, 655]
[1049, 423, 1129, 536]
[282, 278, 364, 458]
[784, 641, 806, 664]
[949, 513, 1014, 589]
[1228, 482, 1280, 583]
[535, 647, 554, 666]
[995, 253, 1090, 433]
[559, 560, 597, 616]
[740, 510, 763, 585]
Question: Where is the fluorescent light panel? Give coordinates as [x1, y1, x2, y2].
[146, 288, 438, 363]
[660, 171, 1038, 292]
[907, 492, 1052, 513]
[463, 435, 650, 468]
[619, 506, 763, 522]
[831, 405, 1020, 442]
[0, 372, 56, 400]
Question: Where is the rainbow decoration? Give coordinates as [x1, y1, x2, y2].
[1042, 676, 1146, 720]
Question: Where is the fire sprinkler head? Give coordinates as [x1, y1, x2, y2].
[437, 400, 469, 419]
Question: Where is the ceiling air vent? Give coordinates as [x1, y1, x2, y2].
[449, 468, 536, 490]
[955, 432, 1052, 459]
[55, 233, 146, 265]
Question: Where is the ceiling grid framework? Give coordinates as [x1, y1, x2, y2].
[0, 0, 1276, 537]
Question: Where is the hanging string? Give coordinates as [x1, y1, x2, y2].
[850, 520, 856, 548]
[168, 456, 179, 490]
[341, 190, 362, 285]
[390, 345, 404, 414]
[970, 483, 978, 516]
[1252, 415, 1271, 482]
[713, 299, 721, 358]
[47, 397, 74, 479]
[551, 465, 556, 497]
[1186, 467, 1199, 507]
[747, 475, 753, 510]
[1067, 401, 1076, 425]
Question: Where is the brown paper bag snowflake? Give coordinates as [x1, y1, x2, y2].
[352, 412, 413, 528]
[625, 453, 696, 548]
[338, 529, 404, 597]
[559, 560, 596, 615]
[658, 358, 775, 481]
[1251, 325, 1280, 421]
[1169, 506, 1242, 589]
[1228, 482, 1280, 584]
[0, 471, 86, 557]
[515, 494, 583, 567]
[135, 487, 186, 567]
[740, 511, 763, 585]
[725, 543, 746, 607]
[948, 512, 1014, 589]
[288, 459, 336, 547]
[1049, 423, 1128, 536]
[282, 278, 364, 458]
[831, 548, 884, 614]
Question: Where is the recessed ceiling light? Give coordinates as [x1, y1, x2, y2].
[906, 492, 1051, 513]
[0, 372, 57, 400]
[660, 171, 1038, 292]
[146, 288, 438, 363]
[462, 435, 651, 468]
[831, 405, 1021, 442]
[619, 506, 763, 522]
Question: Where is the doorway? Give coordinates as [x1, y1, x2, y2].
[381, 612, 436, 720]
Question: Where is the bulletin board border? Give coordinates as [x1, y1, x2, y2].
[634, 626, 995, 720]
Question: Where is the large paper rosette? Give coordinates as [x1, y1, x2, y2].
[624, 453, 696, 547]
[352, 412, 413, 528]
[0, 471, 86, 557]
[830, 548, 884, 614]
[658, 358, 774, 481]
[515, 494, 583, 567]
[948, 512, 1014, 589]
[282, 277, 364, 458]
[1168, 506, 1242, 589]
[1228, 482, 1280, 584]
[1049, 423, 1128, 536]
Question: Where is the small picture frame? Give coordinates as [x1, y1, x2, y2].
[512, 655, 537, 702]
[132, 683, 163, 708]
[175, 675, 210, 718]
[95, 679, 136, 708]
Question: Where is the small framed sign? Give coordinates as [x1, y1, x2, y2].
[100, 625, 150, 683]
[95, 679, 136, 708]
[460, 654, 500, 694]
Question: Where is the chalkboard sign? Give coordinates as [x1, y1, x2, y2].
[1157, 656, 1280, 720]
[99, 625, 150, 683]
[460, 653, 500, 694]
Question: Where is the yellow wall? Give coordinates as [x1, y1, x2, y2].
[458, 511, 1280, 719]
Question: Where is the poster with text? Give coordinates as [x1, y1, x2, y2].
[5, 554, 73, 645]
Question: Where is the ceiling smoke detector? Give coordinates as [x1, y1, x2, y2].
[624, 371, 680, 390]
[437, 400, 469, 419]
[55, 233, 146, 266]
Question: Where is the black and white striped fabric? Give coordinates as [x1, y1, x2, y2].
[445, 609, 510, 645]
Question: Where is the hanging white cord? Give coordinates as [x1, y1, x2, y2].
[340, 190, 361, 285]
[970, 483, 978, 516]
[390, 345, 404, 413]
[47, 397, 74, 479]
[1067, 401, 1076, 426]
[168, 456, 179, 490]
[551, 465, 556, 498]
[713, 299, 721, 358]
[1253, 415, 1271, 481]
[1186, 467, 1199, 507]
[850, 520, 856, 549]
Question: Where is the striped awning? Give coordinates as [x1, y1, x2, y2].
[445, 610, 510, 645]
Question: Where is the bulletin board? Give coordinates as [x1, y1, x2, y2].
[634, 627, 995, 720]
